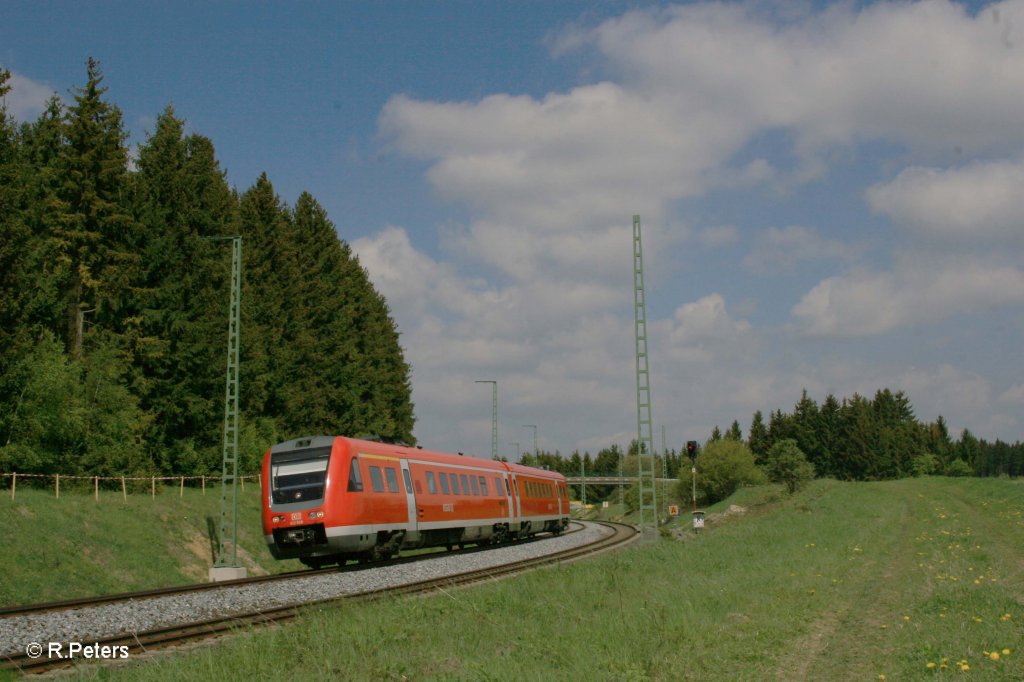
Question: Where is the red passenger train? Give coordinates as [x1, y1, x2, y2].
[261, 436, 571, 567]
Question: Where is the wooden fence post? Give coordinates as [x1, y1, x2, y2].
[202, 475, 205, 496]
[56, 474, 60, 499]
[180, 476, 184, 497]
[10, 473, 15, 501]
[240, 475, 245, 492]
[151, 476, 155, 499]
[95, 476, 99, 501]
[121, 476, 127, 501]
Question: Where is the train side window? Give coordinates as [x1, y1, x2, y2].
[460, 474, 471, 495]
[449, 473, 460, 495]
[480, 476, 489, 496]
[469, 475, 479, 496]
[369, 466, 384, 493]
[402, 469, 413, 494]
[347, 458, 363, 492]
[439, 472, 450, 494]
[426, 471, 437, 494]
[385, 468, 399, 493]
[505, 478, 511, 496]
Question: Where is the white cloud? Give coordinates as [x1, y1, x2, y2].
[2, 71, 55, 122]
[571, 0, 1024, 157]
[367, 1, 1024, 451]
[792, 258, 1024, 336]
[744, 225, 862, 275]
[867, 159, 1024, 241]
[670, 294, 751, 346]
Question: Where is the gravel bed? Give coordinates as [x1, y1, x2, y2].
[0, 521, 610, 656]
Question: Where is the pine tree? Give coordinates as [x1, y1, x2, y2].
[56, 58, 136, 358]
[747, 410, 769, 463]
[130, 107, 239, 472]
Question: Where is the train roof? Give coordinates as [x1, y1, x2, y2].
[329, 436, 566, 481]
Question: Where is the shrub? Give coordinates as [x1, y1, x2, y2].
[681, 438, 766, 505]
[764, 439, 816, 494]
[943, 458, 974, 477]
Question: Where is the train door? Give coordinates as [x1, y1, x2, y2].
[510, 474, 522, 528]
[399, 459, 418, 535]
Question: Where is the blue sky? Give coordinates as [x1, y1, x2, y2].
[4, 1, 1024, 459]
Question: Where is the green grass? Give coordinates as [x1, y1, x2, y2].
[59, 476, 1022, 681]
[0, 482, 300, 607]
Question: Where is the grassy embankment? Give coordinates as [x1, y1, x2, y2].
[46, 476, 1023, 681]
[0, 482, 299, 607]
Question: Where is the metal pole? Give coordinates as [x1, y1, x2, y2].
[632, 214, 657, 530]
[475, 380, 498, 460]
[523, 424, 537, 458]
[581, 457, 586, 506]
[206, 235, 242, 569]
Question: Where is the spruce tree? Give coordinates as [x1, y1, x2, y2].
[56, 58, 136, 358]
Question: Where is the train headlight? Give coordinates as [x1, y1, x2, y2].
[272, 516, 281, 523]
[308, 511, 324, 519]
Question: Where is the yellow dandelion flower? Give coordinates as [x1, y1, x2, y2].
[878, 675, 886, 680]
[926, 662, 936, 669]
[960, 664, 971, 672]
[1003, 648, 1011, 656]
[989, 652, 1000, 661]
[903, 615, 911, 621]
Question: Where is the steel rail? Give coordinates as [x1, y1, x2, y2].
[0, 523, 584, 619]
[2, 521, 636, 675]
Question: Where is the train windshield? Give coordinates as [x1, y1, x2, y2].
[270, 446, 331, 505]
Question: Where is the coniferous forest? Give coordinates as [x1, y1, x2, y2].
[0, 61, 414, 477]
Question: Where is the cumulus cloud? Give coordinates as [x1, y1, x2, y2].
[792, 259, 1024, 336]
[570, 0, 1024, 156]
[744, 225, 862, 275]
[2, 70, 55, 122]
[366, 1, 1024, 450]
[867, 159, 1024, 241]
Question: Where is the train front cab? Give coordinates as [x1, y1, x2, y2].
[263, 437, 419, 567]
[262, 436, 337, 561]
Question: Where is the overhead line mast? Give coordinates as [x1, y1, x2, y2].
[633, 215, 657, 531]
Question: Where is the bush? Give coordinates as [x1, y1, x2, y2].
[681, 438, 766, 505]
[764, 439, 816, 494]
[911, 452, 940, 477]
[943, 458, 974, 477]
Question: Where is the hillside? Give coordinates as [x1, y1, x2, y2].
[28, 476, 1021, 680]
[0, 484, 297, 607]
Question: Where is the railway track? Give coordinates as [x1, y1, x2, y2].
[1, 521, 636, 675]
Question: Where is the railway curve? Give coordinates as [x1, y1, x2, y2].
[1, 520, 636, 675]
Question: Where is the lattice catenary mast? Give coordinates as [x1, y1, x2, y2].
[211, 235, 243, 574]
[632, 215, 657, 530]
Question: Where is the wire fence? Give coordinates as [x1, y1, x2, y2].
[0, 472, 261, 501]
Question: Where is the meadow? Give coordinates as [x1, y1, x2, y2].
[0, 481, 300, 607]
[18, 476, 1016, 681]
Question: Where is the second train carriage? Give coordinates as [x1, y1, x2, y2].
[262, 435, 570, 567]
